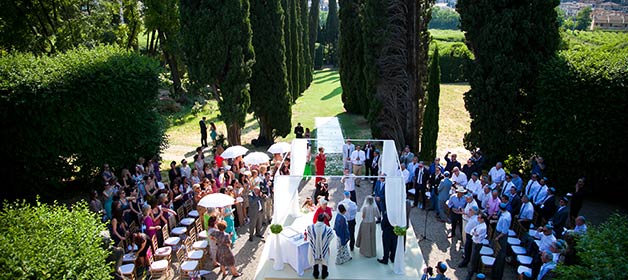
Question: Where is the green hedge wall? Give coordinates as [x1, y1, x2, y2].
[0, 46, 165, 200]
[533, 49, 628, 193]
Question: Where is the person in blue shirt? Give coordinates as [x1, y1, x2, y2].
[421, 261, 451, 280]
[429, 157, 444, 175]
[492, 203, 511, 280]
[373, 174, 386, 218]
[334, 204, 352, 265]
[437, 171, 453, 222]
[538, 250, 556, 280]
[447, 187, 467, 239]
[512, 172, 523, 193]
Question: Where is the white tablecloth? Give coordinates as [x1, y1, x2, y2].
[268, 226, 311, 276]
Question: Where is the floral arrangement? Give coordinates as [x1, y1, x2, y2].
[270, 224, 283, 234]
[393, 226, 407, 236]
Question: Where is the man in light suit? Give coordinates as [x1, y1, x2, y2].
[248, 186, 266, 241]
[343, 139, 355, 173]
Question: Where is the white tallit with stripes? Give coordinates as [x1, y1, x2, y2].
[307, 221, 334, 265]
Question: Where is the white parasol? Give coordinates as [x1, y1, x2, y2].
[243, 152, 271, 165]
[267, 142, 291, 154]
[198, 193, 236, 208]
[221, 145, 249, 159]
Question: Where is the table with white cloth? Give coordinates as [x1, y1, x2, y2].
[268, 212, 314, 276]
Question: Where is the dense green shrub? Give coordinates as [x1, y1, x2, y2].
[0, 200, 111, 279]
[0, 46, 165, 200]
[430, 41, 473, 83]
[534, 49, 628, 193]
[420, 46, 440, 161]
[555, 214, 628, 279]
[429, 7, 460, 30]
[314, 43, 324, 69]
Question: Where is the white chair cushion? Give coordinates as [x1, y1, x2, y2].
[481, 239, 489, 246]
[518, 265, 532, 275]
[481, 256, 495, 266]
[122, 253, 137, 263]
[198, 230, 208, 239]
[534, 240, 541, 247]
[188, 210, 199, 218]
[192, 240, 208, 249]
[155, 246, 171, 256]
[407, 189, 416, 195]
[151, 259, 169, 271]
[517, 255, 533, 265]
[171, 227, 187, 235]
[119, 264, 135, 274]
[480, 246, 494, 256]
[188, 250, 204, 260]
[528, 229, 538, 236]
[181, 260, 199, 271]
[507, 237, 521, 245]
[508, 229, 517, 236]
[512, 245, 526, 255]
[180, 218, 195, 226]
[164, 236, 181, 246]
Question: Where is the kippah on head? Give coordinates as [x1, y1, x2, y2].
[317, 213, 325, 222]
[471, 206, 479, 213]
[523, 271, 532, 278]
[344, 191, 350, 197]
[438, 262, 447, 272]
[499, 202, 507, 210]
[477, 273, 486, 279]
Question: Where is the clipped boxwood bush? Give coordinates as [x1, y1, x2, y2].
[429, 40, 472, 83]
[0, 46, 165, 200]
[0, 200, 111, 279]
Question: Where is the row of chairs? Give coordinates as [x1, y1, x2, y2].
[479, 219, 541, 277]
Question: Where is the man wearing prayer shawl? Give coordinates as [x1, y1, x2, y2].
[307, 213, 335, 279]
[334, 204, 352, 265]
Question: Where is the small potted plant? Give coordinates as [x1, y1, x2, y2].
[270, 224, 283, 234]
[393, 226, 407, 236]
[270, 224, 284, 270]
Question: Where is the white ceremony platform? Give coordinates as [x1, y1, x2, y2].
[254, 212, 425, 280]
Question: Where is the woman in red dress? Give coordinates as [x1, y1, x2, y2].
[312, 198, 333, 226]
[315, 147, 326, 185]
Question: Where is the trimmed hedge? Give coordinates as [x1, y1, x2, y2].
[0, 46, 165, 200]
[429, 40, 472, 83]
[533, 49, 628, 194]
[0, 200, 111, 279]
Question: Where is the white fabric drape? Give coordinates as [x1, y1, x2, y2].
[382, 140, 406, 274]
[273, 139, 308, 224]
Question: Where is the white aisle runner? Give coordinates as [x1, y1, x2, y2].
[315, 117, 345, 153]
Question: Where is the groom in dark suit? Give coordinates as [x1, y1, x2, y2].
[413, 161, 430, 209]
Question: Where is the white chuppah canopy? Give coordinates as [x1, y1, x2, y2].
[271, 138, 406, 275]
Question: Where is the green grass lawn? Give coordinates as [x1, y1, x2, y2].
[160, 69, 470, 163]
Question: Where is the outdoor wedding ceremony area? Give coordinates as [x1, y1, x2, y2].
[1, 0, 627, 280]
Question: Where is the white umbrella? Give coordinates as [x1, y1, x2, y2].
[198, 193, 236, 208]
[221, 145, 249, 159]
[267, 142, 291, 154]
[243, 152, 271, 165]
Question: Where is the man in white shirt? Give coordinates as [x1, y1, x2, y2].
[466, 172, 483, 196]
[351, 145, 366, 186]
[488, 162, 506, 186]
[459, 205, 480, 267]
[477, 185, 491, 210]
[501, 174, 515, 198]
[407, 156, 419, 184]
[524, 173, 541, 199]
[452, 167, 468, 187]
[400, 163, 410, 189]
[340, 191, 358, 251]
[465, 213, 487, 279]
[533, 178, 549, 207]
[180, 159, 192, 182]
[517, 195, 534, 230]
[343, 139, 355, 173]
[340, 168, 357, 202]
[461, 193, 478, 245]
[535, 224, 557, 253]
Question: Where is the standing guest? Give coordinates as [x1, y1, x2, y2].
[466, 173, 483, 197]
[211, 221, 240, 277]
[477, 185, 491, 210]
[462, 159, 476, 180]
[370, 150, 381, 184]
[209, 122, 218, 146]
[356, 196, 380, 257]
[248, 186, 266, 241]
[407, 157, 419, 186]
[109, 202, 128, 245]
[551, 197, 569, 238]
[448, 187, 467, 239]
[343, 139, 355, 172]
[400, 163, 410, 190]
[429, 157, 444, 175]
[102, 164, 114, 183]
[351, 145, 366, 186]
[530, 155, 546, 178]
[512, 172, 523, 193]
[339, 191, 358, 251]
[373, 175, 386, 216]
[314, 177, 330, 205]
[89, 190, 104, 216]
[377, 212, 397, 265]
[437, 171, 453, 222]
[304, 127, 311, 138]
[540, 187, 557, 222]
[486, 190, 501, 219]
[501, 174, 515, 198]
[444, 152, 461, 173]
[223, 207, 238, 244]
[313, 198, 333, 226]
[364, 142, 375, 177]
[428, 167, 444, 211]
[133, 232, 152, 269]
[569, 177, 586, 222]
[508, 187, 522, 216]
[492, 203, 511, 280]
[459, 206, 479, 268]
[399, 145, 414, 166]
[421, 262, 451, 280]
[533, 178, 550, 216]
[413, 161, 430, 209]
[103, 182, 115, 220]
[461, 193, 478, 245]
[142, 205, 160, 241]
[294, 122, 304, 138]
[471, 150, 485, 171]
[168, 161, 181, 186]
[199, 117, 208, 147]
[517, 195, 535, 230]
[307, 213, 335, 279]
[524, 173, 541, 200]
[315, 147, 327, 185]
[573, 216, 587, 235]
[465, 213, 487, 280]
[452, 167, 468, 187]
[334, 204, 352, 264]
[180, 159, 192, 182]
[206, 215, 219, 268]
[488, 162, 506, 186]
[341, 168, 357, 202]
[214, 145, 225, 170]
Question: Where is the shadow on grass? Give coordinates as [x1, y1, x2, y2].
[313, 69, 337, 79]
[321, 86, 342, 101]
[336, 112, 371, 139]
[314, 75, 339, 84]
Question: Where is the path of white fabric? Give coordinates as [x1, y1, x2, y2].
[255, 118, 425, 279]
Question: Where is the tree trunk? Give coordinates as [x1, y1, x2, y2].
[158, 30, 184, 101]
[406, 0, 419, 151]
[226, 123, 242, 146]
[257, 116, 274, 146]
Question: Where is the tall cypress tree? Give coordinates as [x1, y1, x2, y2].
[250, 0, 292, 145]
[339, 0, 366, 114]
[281, 0, 294, 101]
[180, 0, 254, 145]
[301, 0, 313, 88]
[293, 0, 305, 96]
[458, 0, 560, 162]
[419, 46, 440, 161]
[308, 0, 320, 74]
[325, 0, 339, 65]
